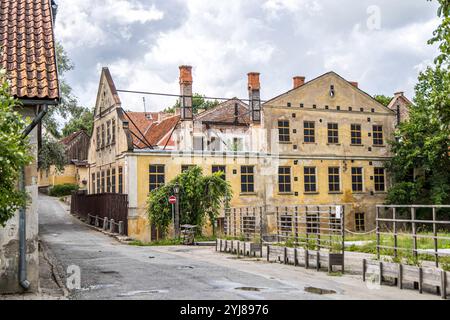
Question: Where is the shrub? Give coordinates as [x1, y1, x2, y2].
[49, 183, 79, 197]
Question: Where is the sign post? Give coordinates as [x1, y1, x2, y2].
[169, 196, 177, 237]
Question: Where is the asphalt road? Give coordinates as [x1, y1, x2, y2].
[38, 195, 436, 300]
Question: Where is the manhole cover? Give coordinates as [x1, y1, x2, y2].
[304, 286, 336, 295]
[235, 287, 262, 292]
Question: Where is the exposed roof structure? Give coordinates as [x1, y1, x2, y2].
[0, 0, 60, 102]
[59, 130, 89, 146]
[195, 98, 250, 125]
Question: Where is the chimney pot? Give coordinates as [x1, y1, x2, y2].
[179, 65, 193, 85]
[293, 76, 306, 89]
[350, 81, 359, 88]
[247, 72, 260, 91]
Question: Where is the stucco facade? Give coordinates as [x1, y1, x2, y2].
[87, 67, 398, 242]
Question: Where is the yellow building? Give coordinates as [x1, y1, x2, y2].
[88, 66, 399, 242]
[39, 130, 90, 191]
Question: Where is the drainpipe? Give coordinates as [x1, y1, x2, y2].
[19, 104, 48, 290]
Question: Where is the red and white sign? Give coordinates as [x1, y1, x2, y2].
[169, 196, 177, 204]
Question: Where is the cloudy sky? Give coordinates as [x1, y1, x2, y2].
[54, 0, 440, 112]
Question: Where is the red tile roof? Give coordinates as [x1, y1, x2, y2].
[195, 98, 250, 125]
[0, 0, 59, 101]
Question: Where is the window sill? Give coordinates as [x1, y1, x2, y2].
[350, 144, 364, 147]
[374, 191, 387, 195]
[240, 192, 257, 196]
[328, 192, 343, 195]
[302, 142, 317, 145]
[352, 191, 367, 195]
[372, 145, 386, 148]
[304, 192, 319, 195]
[278, 192, 294, 196]
[327, 143, 341, 146]
[279, 141, 292, 145]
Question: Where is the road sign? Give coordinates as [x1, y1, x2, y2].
[169, 196, 177, 204]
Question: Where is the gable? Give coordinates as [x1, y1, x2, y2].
[94, 68, 121, 117]
[264, 72, 395, 114]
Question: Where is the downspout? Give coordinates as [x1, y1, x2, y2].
[19, 104, 48, 290]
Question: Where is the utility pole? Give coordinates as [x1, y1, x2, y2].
[173, 183, 180, 237]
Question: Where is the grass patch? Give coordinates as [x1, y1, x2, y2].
[129, 239, 182, 246]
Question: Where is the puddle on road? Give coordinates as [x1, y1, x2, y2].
[177, 265, 194, 270]
[304, 286, 336, 295]
[235, 287, 263, 292]
[100, 270, 119, 274]
[117, 290, 168, 297]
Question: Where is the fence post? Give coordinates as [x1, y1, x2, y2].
[432, 207, 438, 268]
[118, 221, 124, 235]
[411, 207, 418, 261]
[95, 215, 99, 227]
[393, 207, 397, 259]
[376, 206, 380, 260]
[110, 219, 114, 233]
[103, 217, 108, 231]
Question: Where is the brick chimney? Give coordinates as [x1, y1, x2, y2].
[349, 81, 359, 88]
[179, 65, 193, 120]
[293, 76, 305, 89]
[248, 72, 261, 123]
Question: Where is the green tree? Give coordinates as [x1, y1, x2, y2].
[38, 136, 67, 173]
[0, 71, 33, 226]
[374, 94, 393, 107]
[44, 42, 84, 138]
[386, 1, 450, 205]
[61, 107, 94, 137]
[164, 94, 219, 115]
[147, 166, 232, 236]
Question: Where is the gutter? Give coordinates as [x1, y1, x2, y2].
[19, 104, 49, 290]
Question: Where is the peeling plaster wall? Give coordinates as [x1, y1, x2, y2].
[0, 107, 39, 294]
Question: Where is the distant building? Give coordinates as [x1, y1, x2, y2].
[39, 130, 91, 190]
[387, 91, 412, 125]
[0, 0, 60, 293]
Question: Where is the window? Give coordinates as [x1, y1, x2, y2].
[304, 121, 315, 143]
[278, 120, 290, 142]
[111, 168, 116, 193]
[101, 171, 105, 193]
[374, 168, 385, 192]
[373, 125, 383, 145]
[91, 173, 96, 194]
[181, 165, 195, 173]
[212, 165, 226, 180]
[351, 167, 363, 192]
[101, 124, 105, 148]
[149, 165, 165, 191]
[328, 167, 340, 192]
[112, 119, 116, 144]
[232, 137, 243, 151]
[241, 166, 255, 193]
[278, 167, 292, 193]
[355, 213, 365, 232]
[106, 169, 111, 193]
[96, 172, 101, 194]
[106, 120, 111, 145]
[280, 215, 293, 236]
[209, 137, 221, 151]
[351, 124, 362, 145]
[304, 167, 317, 193]
[96, 127, 100, 149]
[118, 167, 123, 194]
[193, 136, 204, 151]
[327, 123, 339, 144]
[307, 214, 319, 234]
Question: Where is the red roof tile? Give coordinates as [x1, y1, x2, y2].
[0, 0, 59, 101]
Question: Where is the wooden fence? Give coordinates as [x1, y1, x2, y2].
[70, 191, 129, 235]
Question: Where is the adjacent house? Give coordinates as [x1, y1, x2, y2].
[0, 0, 60, 293]
[87, 65, 403, 242]
[387, 91, 412, 125]
[38, 130, 90, 191]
